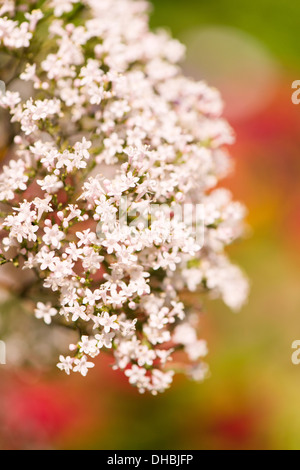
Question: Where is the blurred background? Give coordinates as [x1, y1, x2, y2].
[1, 0, 300, 450]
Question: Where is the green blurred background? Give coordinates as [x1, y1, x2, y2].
[1, 0, 300, 450]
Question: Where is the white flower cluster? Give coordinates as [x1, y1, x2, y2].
[0, 0, 248, 394]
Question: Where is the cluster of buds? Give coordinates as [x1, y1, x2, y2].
[0, 0, 248, 394]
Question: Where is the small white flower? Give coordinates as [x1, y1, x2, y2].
[67, 302, 88, 322]
[50, 0, 78, 17]
[185, 340, 208, 362]
[76, 229, 96, 247]
[35, 302, 57, 325]
[37, 175, 64, 193]
[95, 332, 115, 349]
[82, 288, 101, 306]
[0, 0, 248, 394]
[98, 312, 119, 334]
[33, 195, 53, 221]
[42, 224, 65, 249]
[125, 365, 150, 393]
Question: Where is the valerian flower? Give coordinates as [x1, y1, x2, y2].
[34, 302, 58, 325]
[0, 0, 249, 394]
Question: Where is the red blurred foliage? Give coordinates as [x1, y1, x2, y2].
[0, 372, 97, 449]
[1, 79, 299, 450]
